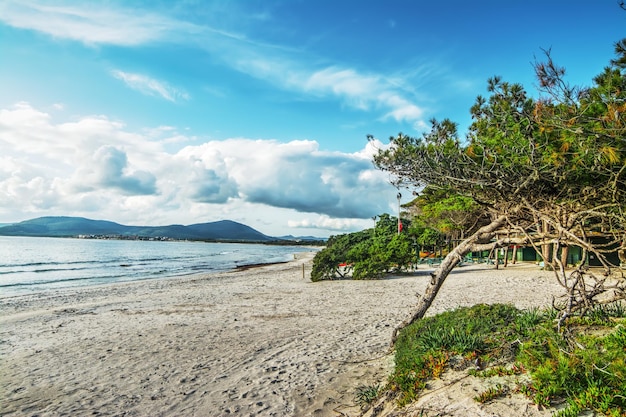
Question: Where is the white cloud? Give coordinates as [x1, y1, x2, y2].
[233, 57, 428, 126]
[303, 68, 381, 110]
[176, 138, 393, 219]
[287, 216, 362, 232]
[0, 103, 400, 235]
[380, 93, 424, 122]
[111, 70, 190, 102]
[0, 1, 195, 46]
[87, 146, 158, 195]
[0, 1, 429, 128]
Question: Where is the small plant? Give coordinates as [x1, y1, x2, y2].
[552, 403, 583, 417]
[474, 384, 508, 403]
[355, 384, 382, 409]
[390, 304, 522, 405]
[417, 326, 484, 352]
[585, 303, 626, 323]
[513, 307, 543, 335]
[391, 303, 626, 414]
[468, 363, 526, 378]
[517, 383, 535, 399]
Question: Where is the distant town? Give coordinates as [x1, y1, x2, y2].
[76, 234, 179, 241]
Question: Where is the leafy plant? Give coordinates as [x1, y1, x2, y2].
[513, 307, 543, 336]
[311, 213, 416, 281]
[390, 304, 522, 405]
[355, 384, 382, 409]
[389, 303, 626, 415]
[374, 37, 626, 338]
[468, 363, 525, 378]
[474, 384, 508, 403]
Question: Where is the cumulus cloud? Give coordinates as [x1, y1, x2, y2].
[287, 216, 362, 232]
[0, 157, 60, 212]
[111, 70, 190, 102]
[170, 152, 238, 204]
[176, 139, 394, 219]
[0, 103, 399, 234]
[89, 146, 158, 195]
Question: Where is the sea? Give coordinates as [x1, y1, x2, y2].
[0, 236, 316, 296]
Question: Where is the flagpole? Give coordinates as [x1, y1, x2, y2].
[397, 192, 402, 235]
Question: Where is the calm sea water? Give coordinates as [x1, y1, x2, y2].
[0, 236, 315, 296]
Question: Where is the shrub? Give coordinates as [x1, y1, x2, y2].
[311, 213, 415, 281]
[389, 303, 626, 415]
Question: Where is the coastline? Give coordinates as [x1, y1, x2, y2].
[1, 254, 566, 416]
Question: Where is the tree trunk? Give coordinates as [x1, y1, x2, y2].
[541, 220, 552, 264]
[561, 245, 569, 267]
[391, 215, 508, 345]
[512, 245, 518, 264]
[503, 245, 509, 267]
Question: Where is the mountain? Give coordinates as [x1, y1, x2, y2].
[0, 216, 274, 242]
[186, 221, 269, 241]
[277, 235, 326, 242]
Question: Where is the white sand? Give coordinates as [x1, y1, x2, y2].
[0, 253, 567, 417]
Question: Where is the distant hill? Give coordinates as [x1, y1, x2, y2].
[277, 235, 326, 242]
[0, 216, 274, 242]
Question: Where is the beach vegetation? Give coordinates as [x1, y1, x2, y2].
[311, 213, 419, 280]
[402, 185, 488, 243]
[374, 37, 626, 342]
[389, 303, 626, 415]
[354, 384, 382, 409]
[473, 384, 508, 403]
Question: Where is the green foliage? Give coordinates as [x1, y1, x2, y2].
[512, 307, 545, 337]
[311, 213, 415, 281]
[390, 303, 626, 415]
[310, 229, 370, 281]
[469, 364, 526, 378]
[376, 61, 626, 210]
[585, 303, 626, 324]
[390, 304, 522, 405]
[412, 185, 485, 236]
[474, 384, 508, 403]
[520, 322, 626, 415]
[374, 39, 626, 284]
[354, 384, 382, 409]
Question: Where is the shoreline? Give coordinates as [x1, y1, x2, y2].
[0, 250, 313, 301]
[1, 254, 567, 416]
[234, 260, 290, 271]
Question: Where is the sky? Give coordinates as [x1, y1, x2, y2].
[0, 1, 624, 237]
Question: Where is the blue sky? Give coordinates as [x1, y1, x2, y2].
[0, 1, 624, 237]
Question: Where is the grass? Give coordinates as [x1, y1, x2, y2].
[388, 303, 626, 415]
[355, 384, 382, 409]
[474, 384, 509, 403]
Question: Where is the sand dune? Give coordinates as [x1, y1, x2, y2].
[1, 253, 566, 416]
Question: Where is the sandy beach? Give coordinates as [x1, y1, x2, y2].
[1, 253, 568, 417]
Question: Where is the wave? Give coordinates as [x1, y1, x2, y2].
[0, 237, 314, 295]
[0, 259, 101, 269]
[0, 272, 131, 288]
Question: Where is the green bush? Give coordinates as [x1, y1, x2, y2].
[355, 384, 382, 409]
[391, 304, 522, 405]
[311, 213, 417, 281]
[390, 303, 626, 415]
